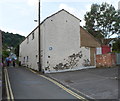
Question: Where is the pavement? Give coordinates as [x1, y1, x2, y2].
[46, 67, 119, 100]
[5, 66, 82, 100]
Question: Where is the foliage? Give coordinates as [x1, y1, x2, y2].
[2, 50, 10, 60]
[112, 38, 120, 52]
[2, 31, 25, 48]
[84, 2, 120, 39]
[2, 31, 25, 59]
[15, 45, 19, 57]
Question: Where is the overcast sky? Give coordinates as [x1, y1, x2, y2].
[0, 0, 119, 37]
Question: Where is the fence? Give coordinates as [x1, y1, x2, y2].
[116, 53, 120, 65]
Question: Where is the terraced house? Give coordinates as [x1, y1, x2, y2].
[19, 9, 101, 73]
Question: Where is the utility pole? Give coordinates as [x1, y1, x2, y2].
[38, 0, 41, 72]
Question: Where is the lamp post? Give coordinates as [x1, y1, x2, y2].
[38, 0, 41, 72]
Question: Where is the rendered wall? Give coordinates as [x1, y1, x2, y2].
[42, 10, 91, 73]
[19, 10, 93, 73]
[19, 28, 39, 71]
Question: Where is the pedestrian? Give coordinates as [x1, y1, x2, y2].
[5, 57, 9, 67]
[8, 58, 12, 67]
[19, 61, 21, 66]
[13, 60, 15, 67]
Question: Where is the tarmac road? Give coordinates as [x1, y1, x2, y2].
[47, 67, 119, 100]
[4, 66, 87, 100]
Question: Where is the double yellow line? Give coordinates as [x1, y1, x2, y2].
[29, 69, 88, 101]
[4, 68, 14, 101]
[4, 67, 89, 101]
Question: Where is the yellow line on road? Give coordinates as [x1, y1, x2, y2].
[4, 69, 10, 101]
[29, 69, 88, 101]
[4, 68, 14, 101]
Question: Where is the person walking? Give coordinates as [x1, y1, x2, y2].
[13, 60, 15, 67]
[5, 57, 9, 67]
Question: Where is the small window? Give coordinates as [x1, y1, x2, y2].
[27, 56, 29, 62]
[27, 37, 29, 44]
[24, 57, 25, 62]
[32, 32, 34, 40]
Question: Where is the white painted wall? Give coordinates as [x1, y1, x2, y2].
[19, 10, 92, 73]
[41, 10, 91, 73]
[118, 1, 120, 10]
[19, 28, 39, 71]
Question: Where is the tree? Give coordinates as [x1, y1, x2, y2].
[2, 30, 25, 60]
[15, 45, 19, 57]
[112, 38, 120, 52]
[2, 31, 25, 48]
[2, 50, 10, 60]
[84, 2, 120, 40]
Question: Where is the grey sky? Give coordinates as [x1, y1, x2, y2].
[0, 0, 119, 37]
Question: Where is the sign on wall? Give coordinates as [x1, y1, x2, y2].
[49, 47, 53, 51]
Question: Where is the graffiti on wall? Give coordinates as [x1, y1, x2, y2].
[53, 51, 83, 71]
[45, 50, 90, 71]
[82, 59, 90, 66]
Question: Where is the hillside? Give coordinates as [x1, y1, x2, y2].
[2, 31, 25, 49]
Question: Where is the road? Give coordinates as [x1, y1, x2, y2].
[47, 67, 119, 100]
[3, 66, 88, 100]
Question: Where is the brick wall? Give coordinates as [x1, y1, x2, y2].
[96, 53, 116, 67]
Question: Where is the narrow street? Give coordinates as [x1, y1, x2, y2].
[3, 66, 88, 100]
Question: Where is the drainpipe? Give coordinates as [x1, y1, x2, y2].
[38, 0, 41, 72]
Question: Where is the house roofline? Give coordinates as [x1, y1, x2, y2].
[20, 9, 81, 45]
[80, 26, 102, 46]
[40, 9, 81, 25]
[19, 25, 39, 46]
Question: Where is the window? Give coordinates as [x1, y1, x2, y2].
[24, 57, 25, 62]
[27, 56, 29, 62]
[32, 32, 34, 40]
[27, 37, 29, 44]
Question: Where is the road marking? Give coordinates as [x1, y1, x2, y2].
[4, 68, 14, 101]
[29, 68, 88, 101]
[4, 69, 10, 100]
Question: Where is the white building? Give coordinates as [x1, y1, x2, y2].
[118, 1, 120, 10]
[19, 9, 99, 73]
